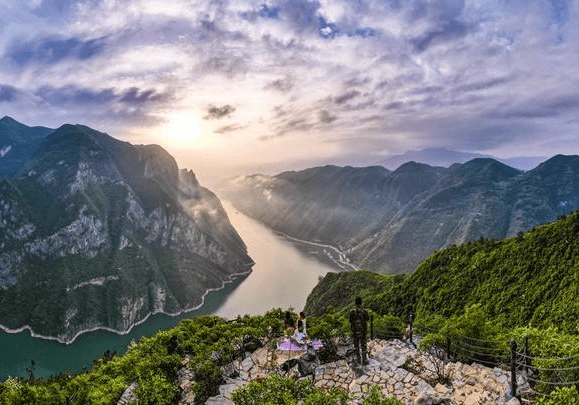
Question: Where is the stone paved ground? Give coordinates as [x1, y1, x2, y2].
[118, 337, 523, 405]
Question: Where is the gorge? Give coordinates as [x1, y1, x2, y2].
[221, 156, 579, 274]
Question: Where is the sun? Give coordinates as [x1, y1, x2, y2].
[160, 112, 203, 144]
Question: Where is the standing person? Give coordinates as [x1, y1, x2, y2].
[283, 310, 296, 334]
[349, 297, 369, 365]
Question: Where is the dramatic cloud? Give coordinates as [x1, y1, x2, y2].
[0, 0, 578, 183]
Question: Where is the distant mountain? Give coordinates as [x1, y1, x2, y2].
[380, 148, 491, 170]
[380, 147, 547, 171]
[0, 116, 53, 176]
[380, 148, 547, 170]
[0, 119, 253, 342]
[221, 156, 579, 273]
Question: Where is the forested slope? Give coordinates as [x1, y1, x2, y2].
[306, 210, 579, 333]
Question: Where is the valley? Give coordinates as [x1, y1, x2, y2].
[221, 157, 579, 274]
[0, 200, 341, 380]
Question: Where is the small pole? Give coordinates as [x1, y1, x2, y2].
[523, 336, 532, 387]
[370, 313, 374, 340]
[446, 335, 451, 361]
[409, 313, 414, 345]
[510, 340, 518, 398]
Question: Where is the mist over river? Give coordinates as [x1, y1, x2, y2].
[0, 201, 343, 380]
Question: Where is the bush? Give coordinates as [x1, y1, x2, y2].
[231, 374, 348, 405]
[372, 315, 405, 340]
[534, 386, 579, 405]
[230, 374, 404, 405]
[361, 386, 402, 405]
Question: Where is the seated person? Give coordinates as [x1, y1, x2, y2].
[294, 311, 307, 344]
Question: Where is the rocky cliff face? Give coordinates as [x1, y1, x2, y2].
[0, 119, 253, 343]
[221, 156, 579, 273]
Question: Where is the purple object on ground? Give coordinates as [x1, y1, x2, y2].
[277, 339, 323, 351]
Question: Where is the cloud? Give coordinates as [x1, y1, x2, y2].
[32, 0, 90, 19]
[411, 19, 470, 52]
[213, 124, 244, 134]
[196, 54, 251, 77]
[548, 0, 570, 25]
[204, 104, 236, 120]
[35, 85, 116, 105]
[120, 88, 170, 105]
[409, 0, 466, 22]
[34, 85, 171, 109]
[487, 94, 579, 120]
[385, 102, 403, 110]
[0, 0, 578, 176]
[265, 76, 295, 93]
[5, 35, 106, 66]
[334, 90, 360, 104]
[241, 4, 280, 21]
[453, 77, 511, 93]
[265, 116, 316, 139]
[279, 0, 322, 34]
[0, 85, 18, 103]
[319, 110, 337, 123]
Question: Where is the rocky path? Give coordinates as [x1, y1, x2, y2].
[120, 337, 524, 405]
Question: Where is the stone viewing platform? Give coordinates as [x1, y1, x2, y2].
[192, 337, 522, 405]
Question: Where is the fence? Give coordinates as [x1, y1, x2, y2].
[394, 320, 579, 403]
[208, 315, 579, 403]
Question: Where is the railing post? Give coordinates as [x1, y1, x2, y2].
[408, 312, 413, 345]
[524, 336, 531, 376]
[445, 335, 451, 361]
[370, 313, 374, 340]
[510, 340, 518, 398]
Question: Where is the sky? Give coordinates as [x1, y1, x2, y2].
[1, 0, 578, 185]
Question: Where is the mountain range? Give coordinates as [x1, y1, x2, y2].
[220, 156, 579, 273]
[0, 117, 253, 343]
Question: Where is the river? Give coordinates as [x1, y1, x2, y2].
[0, 201, 345, 380]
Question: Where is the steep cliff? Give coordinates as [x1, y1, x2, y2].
[0, 120, 253, 342]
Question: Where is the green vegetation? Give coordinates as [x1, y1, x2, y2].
[534, 386, 579, 405]
[231, 374, 402, 405]
[0, 311, 284, 404]
[304, 210, 579, 396]
[4, 203, 579, 402]
[308, 210, 579, 335]
[0, 308, 407, 405]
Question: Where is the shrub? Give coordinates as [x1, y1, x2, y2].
[362, 386, 402, 405]
[534, 386, 579, 405]
[231, 374, 349, 405]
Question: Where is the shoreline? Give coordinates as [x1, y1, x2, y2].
[276, 232, 358, 272]
[0, 267, 253, 345]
